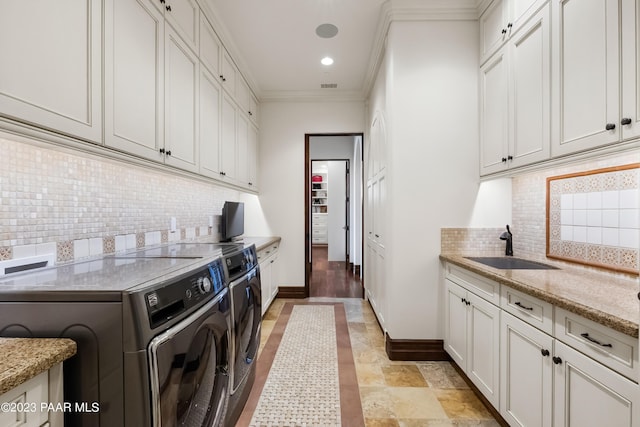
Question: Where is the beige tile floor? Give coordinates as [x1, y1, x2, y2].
[259, 298, 500, 427]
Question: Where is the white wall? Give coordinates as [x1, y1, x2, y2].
[258, 101, 365, 287]
[378, 20, 481, 339]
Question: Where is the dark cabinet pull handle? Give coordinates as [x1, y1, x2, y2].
[501, 29, 507, 34]
[375, 234, 380, 238]
[507, 155, 513, 160]
[166, 150, 171, 156]
[552, 356, 562, 365]
[605, 123, 616, 130]
[515, 301, 533, 311]
[248, 182, 253, 186]
[501, 157, 507, 163]
[541, 349, 550, 357]
[160, 0, 165, 3]
[461, 297, 466, 304]
[621, 117, 632, 125]
[580, 333, 612, 348]
[219, 75, 226, 82]
[507, 23, 513, 28]
[166, 5, 171, 11]
[159, 148, 165, 154]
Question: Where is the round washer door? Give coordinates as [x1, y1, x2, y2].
[149, 295, 230, 427]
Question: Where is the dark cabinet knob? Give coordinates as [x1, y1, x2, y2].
[605, 123, 616, 130]
[219, 75, 226, 82]
[159, 148, 165, 154]
[166, 150, 171, 156]
[160, 0, 165, 3]
[501, 157, 507, 163]
[248, 182, 253, 186]
[248, 111, 253, 116]
[621, 117, 632, 125]
[166, 5, 171, 11]
[507, 155, 513, 161]
[541, 349, 550, 357]
[501, 29, 507, 35]
[552, 356, 562, 365]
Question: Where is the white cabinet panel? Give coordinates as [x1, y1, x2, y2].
[164, 0, 199, 53]
[554, 0, 620, 155]
[105, 0, 164, 159]
[221, 50, 237, 96]
[553, 340, 639, 427]
[0, 0, 102, 143]
[445, 279, 468, 368]
[248, 124, 259, 189]
[199, 67, 221, 177]
[501, 311, 553, 427]
[220, 93, 237, 181]
[236, 113, 249, 186]
[199, 14, 222, 77]
[164, 26, 199, 172]
[621, 0, 640, 141]
[480, 51, 509, 174]
[480, 0, 508, 64]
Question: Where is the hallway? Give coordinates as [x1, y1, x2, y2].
[309, 245, 363, 298]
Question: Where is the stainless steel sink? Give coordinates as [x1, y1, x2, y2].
[465, 256, 559, 270]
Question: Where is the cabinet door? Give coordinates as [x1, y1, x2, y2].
[220, 94, 237, 180]
[221, 50, 237, 96]
[199, 14, 222, 77]
[165, 26, 199, 172]
[0, 0, 102, 143]
[199, 67, 222, 177]
[236, 113, 249, 186]
[480, 51, 509, 175]
[501, 312, 553, 427]
[105, 0, 164, 159]
[164, 0, 199, 53]
[467, 292, 500, 408]
[270, 254, 279, 301]
[553, 0, 620, 156]
[480, 0, 508, 64]
[249, 95, 259, 125]
[248, 124, 259, 189]
[553, 340, 639, 427]
[260, 258, 272, 316]
[621, 0, 640, 141]
[508, 3, 550, 168]
[444, 279, 468, 370]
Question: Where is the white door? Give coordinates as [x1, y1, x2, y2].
[328, 161, 347, 262]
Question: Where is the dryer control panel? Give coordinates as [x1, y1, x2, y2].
[223, 245, 257, 281]
[145, 257, 226, 329]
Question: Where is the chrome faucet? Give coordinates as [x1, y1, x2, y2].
[499, 225, 513, 256]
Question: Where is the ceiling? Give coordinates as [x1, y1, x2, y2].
[205, 0, 387, 101]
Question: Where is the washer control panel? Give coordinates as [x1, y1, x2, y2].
[223, 245, 257, 281]
[145, 257, 226, 329]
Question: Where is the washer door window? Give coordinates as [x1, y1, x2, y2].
[149, 297, 230, 427]
[230, 268, 261, 393]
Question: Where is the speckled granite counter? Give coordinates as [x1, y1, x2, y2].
[440, 254, 639, 338]
[0, 338, 76, 396]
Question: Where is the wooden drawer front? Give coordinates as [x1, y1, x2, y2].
[312, 214, 327, 224]
[446, 263, 500, 306]
[555, 307, 639, 381]
[501, 286, 553, 334]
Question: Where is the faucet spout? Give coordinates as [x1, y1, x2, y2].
[499, 225, 513, 256]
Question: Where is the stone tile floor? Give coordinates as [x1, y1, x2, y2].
[259, 298, 500, 427]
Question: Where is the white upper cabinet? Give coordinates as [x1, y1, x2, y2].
[621, 0, 640, 142]
[220, 50, 238, 97]
[220, 93, 237, 182]
[162, 0, 199, 53]
[199, 14, 222, 77]
[164, 25, 199, 172]
[199, 66, 222, 178]
[248, 124, 259, 189]
[0, 0, 102, 143]
[480, 4, 550, 175]
[480, 0, 547, 65]
[248, 94, 259, 125]
[552, 0, 621, 156]
[105, 0, 165, 160]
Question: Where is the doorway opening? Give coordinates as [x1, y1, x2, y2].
[305, 134, 364, 298]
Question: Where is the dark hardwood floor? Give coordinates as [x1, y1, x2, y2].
[309, 245, 363, 298]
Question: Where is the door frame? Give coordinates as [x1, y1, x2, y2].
[304, 133, 364, 298]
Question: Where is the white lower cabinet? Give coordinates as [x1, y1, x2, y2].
[444, 278, 500, 408]
[444, 262, 640, 427]
[553, 340, 639, 427]
[258, 241, 280, 316]
[501, 311, 553, 427]
[0, 363, 63, 427]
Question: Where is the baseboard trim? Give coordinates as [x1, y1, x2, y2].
[384, 334, 450, 361]
[276, 286, 307, 299]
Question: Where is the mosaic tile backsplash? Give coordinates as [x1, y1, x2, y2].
[0, 135, 241, 264]
[547, 164, 639, 274]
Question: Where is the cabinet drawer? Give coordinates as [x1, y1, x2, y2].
[445, 263, 501, 306]
[256, 241, 279, 262]
[312, 214, 327, 224]
[555, 307, 639, 381]
[312, 237, 327, 244]
[312, 223, 327, 231]
[501, 285, 553, 334]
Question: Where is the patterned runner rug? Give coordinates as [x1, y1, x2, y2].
[237, 303, 364, 427]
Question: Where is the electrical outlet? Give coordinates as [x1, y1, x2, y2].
[170, 217, 176, 233]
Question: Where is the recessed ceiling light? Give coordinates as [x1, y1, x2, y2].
[316, 23, 339, 39]
[321, 57, 334, 66]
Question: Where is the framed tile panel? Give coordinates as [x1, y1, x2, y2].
[546, 164, 640, 275]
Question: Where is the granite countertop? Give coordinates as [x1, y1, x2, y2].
[440, 254, 639, 338]
[0, 338, 76, 396]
